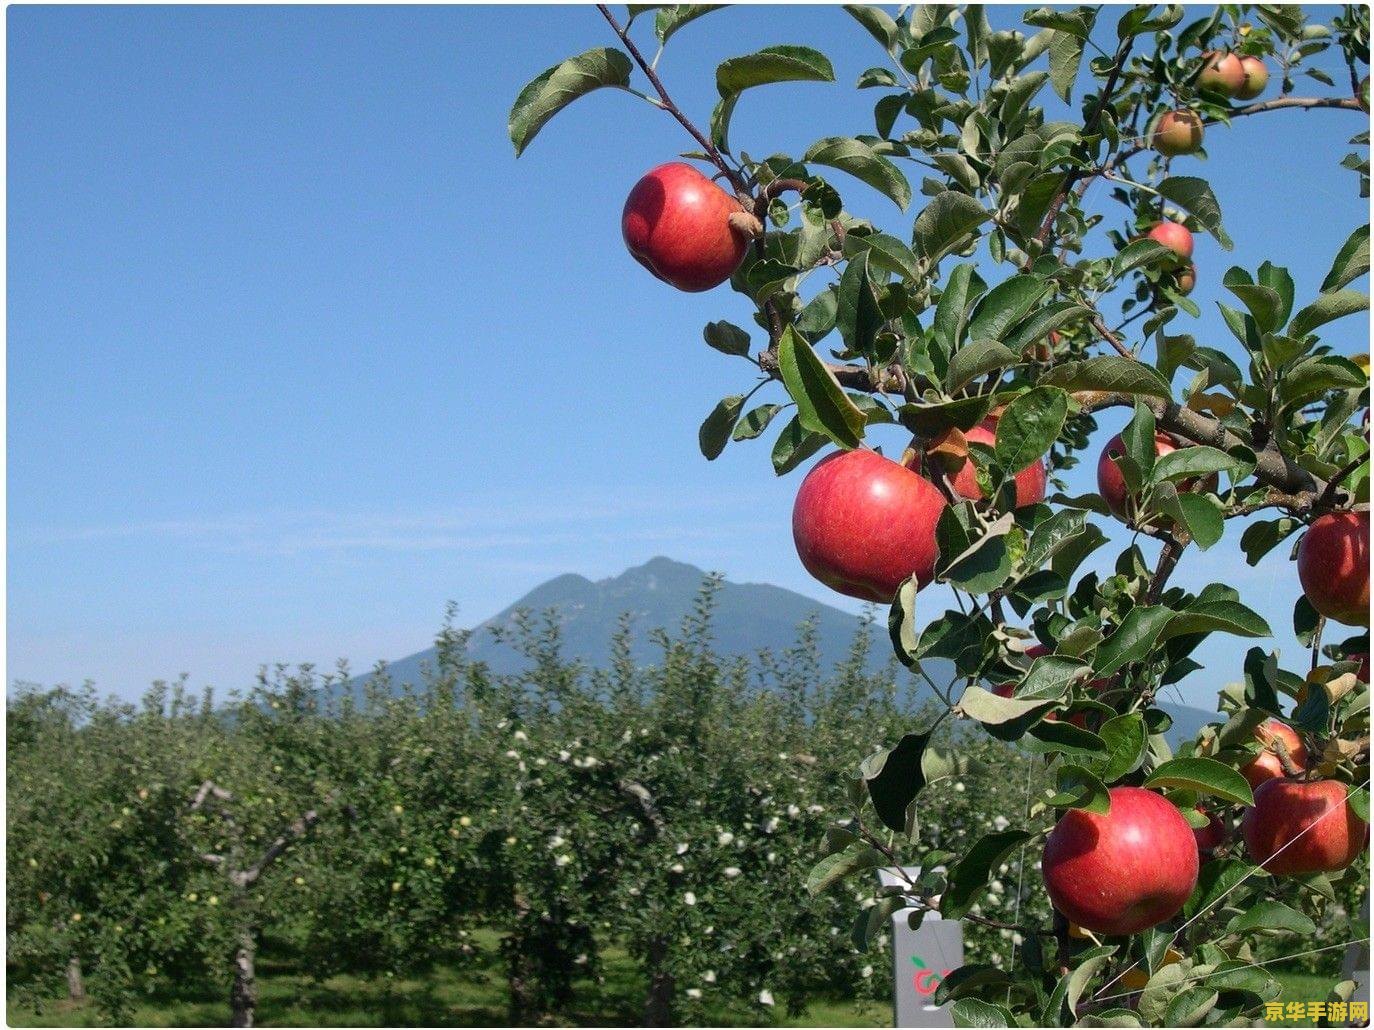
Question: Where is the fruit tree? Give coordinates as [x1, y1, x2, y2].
[511, 4, 1371, 1025]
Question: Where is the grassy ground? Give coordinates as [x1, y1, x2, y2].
[6, 938, 1343, 1028]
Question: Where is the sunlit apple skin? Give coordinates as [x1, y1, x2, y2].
[948, 418, 1048, 508]
[1297, 511, 1370, 627]
[1236, 56, 1268, 100]
[1147, 221, 1194, 261]
[1240, 719, 1309, 790]
[1242, 778, 1368, 876]
[1198, 51, 1247, 96]
[792, 449, 948, 603]
[1193, 808, 1229, 854]
[1043, 787, 1199, 935]
[1153, 110, 1204, 156]
[1096, 432, 1220, 522]
[621, 163, 748, 292]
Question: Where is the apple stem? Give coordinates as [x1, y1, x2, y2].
[1273, 737, 1306, 778]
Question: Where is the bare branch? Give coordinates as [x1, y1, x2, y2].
[191, 780, 234, 810]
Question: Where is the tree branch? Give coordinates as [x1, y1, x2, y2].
[232, 795, 335, 888]
[191, 780, 234, 810]
[596, 5, 744, 193]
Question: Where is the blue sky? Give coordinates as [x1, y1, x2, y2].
[8, 5, 1369, 704]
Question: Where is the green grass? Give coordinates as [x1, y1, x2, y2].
[6, 940, 1340, 1028]
[7, 933, 889, 1028]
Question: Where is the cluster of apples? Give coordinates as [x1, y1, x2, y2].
[621, 155, 1369, 939]
[1151, 51, 1268, 161]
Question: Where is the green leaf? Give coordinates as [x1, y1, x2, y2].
[655, 4, 724, 44]
[1321, 224, 1370, 292]
[698, 395, 745, 460]
[958, 685, 1056, 724]
[843, 4, 898, 50]
[1112, 239, 1173, 278]
[703, 320, 752, 357]
[1277, 354, 1368, 407]
[951, 998, 1016, 1028]
[1164, 988, 1218, 1027]
[1162, 600, 1271, 640]
[1150, 445, 1250, 485]
[804, 136, 912, 210]
[1042, 356, 1173, 398]
[1025, 6, 1098, 36]
[844, 232, 922, 281]
[1048, 30, 1084, 102]
[1157, 491, 1224, 550]
[942, 830, 1032, 918]
[912, 191, 991, 264]
[837, 252, 884, 355]
[509, 48, 633, 157]
[1049, 764, 1110, 812]
[716, 45, 836, 95]
[898, 395, 995, 437]
[778, 326, 866, 448]
[709, 91, 739, 152]
[1157, 177, 1233, 251]
[967, 275, 1052, 346]
[1288, 289, 1370, 338]
[1227, 900, 1317, 935]
[1094, 606, 1173, 676]
[732, 403, 783, 441]
[806, 841, 886, 895]
[995, 386, 1068, 474]
[1225, 281, 1284, 335]
[888, 576, 921, 667]
[932, 262, 982, 349]
[1145, 756, 1254, 805]
[771, 414, 827, 475]
[946, 339, 1018, 392]
[1092, 714, 1148, 781]
[863, 732, 931, 833]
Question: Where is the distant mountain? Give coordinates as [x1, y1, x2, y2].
[351, 556, 1214, 743]
[358, 556, 925, 688]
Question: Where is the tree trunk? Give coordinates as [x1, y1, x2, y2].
[66, 956, 85, 1001]
[506, 893, 538, 1025]
[229, 930, 257, 1028]
[642, 937, 675, 1027]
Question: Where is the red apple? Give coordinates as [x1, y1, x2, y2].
[1153, 110, 1204, 156]
[1193, 807, 1229, 854]
[947, 418, 1047, 508]
[621, 163, 749, 292]
[1146, 221, 1194, 261]
[1198, 51, 1247, 96]
[1242, 778, 1368, 876]
[1236, 56, 1268, 100]
[1096, 432, 1220, 522]
[1297, 511, 1370, 627]
[1240, 719, 1308, 790]
[792, 449, 948, 603]
[1043, 787, 1199, 935]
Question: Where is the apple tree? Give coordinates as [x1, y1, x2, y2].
[511, 4, 1371, 1025]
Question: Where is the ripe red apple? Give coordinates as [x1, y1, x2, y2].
[1240, 719, 1309, 790]
[1236, 56, 1268, 100]
[1147, 221, 1194, 261]
[1198, 51, 1247, 96]
[947, 417, 1048, 508]
[1096, 432, 1220, 522]
[1193, 807, 1229, 854]
[621, 163, 749, 292]
[1153, 110, 1204, 157]
[1297, 511, 1370, 627]
[1042, 787, 1199, 935]
[1242, 778, 1368, 876]
[792, 449, 948, 603]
